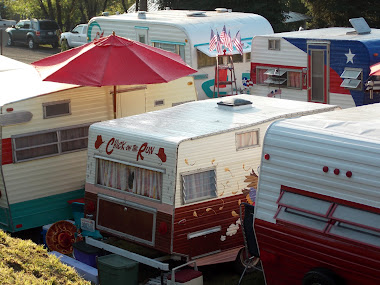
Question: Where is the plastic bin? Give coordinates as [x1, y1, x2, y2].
[97, 254, 139, 285]
[72, 241, 102, 268]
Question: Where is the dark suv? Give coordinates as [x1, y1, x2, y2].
[6, 19, 60, 49]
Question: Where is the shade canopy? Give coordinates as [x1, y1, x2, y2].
[370, 62, 380, 76]
[32, 34, 196, 87]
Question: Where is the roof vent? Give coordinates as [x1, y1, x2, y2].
[347, 17, 371, 35]
[215, 8, 228, 13]
[186, 11, 206, 17]
[217, 98, 252, 111]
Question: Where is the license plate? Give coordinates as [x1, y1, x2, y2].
[48, 31, 53, 35]
[81, 218, 95, 232]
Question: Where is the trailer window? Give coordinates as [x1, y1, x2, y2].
[277, 187, 380, 249]
[256, 67, 302, 89]
[268, 39, 280, 51]
[43, 100, 71, 119]
[236, 130, 259, 150]
[152, 42, 185, 62]
[197, 51, 215, 68]
[12, 123, 92, 162]
[182, 169, 216, 204]
[96, 159, 162, 200]
[329, 205, 380, 248]
[275, 191, 333, 232]
[340, 68, 362, 90]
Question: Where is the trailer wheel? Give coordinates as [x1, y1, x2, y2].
[234, 247, 260, 274]
[302, 268, 339, 285]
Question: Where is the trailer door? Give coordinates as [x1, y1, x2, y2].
[307, 42, 330, 104]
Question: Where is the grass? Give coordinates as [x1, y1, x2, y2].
[0, 230, 90, 285]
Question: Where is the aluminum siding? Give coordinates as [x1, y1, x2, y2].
[2, 86, 112, 204]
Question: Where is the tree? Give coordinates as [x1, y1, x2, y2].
[302, 0, 380, 28]
[158, 0, 288, 32]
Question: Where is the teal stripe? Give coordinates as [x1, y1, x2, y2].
[150, 39, 186, 46]
[135, 26, 149, 30]
[0, 189, 84, 233]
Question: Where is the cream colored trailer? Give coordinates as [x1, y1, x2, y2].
[84, 95, 338, 267]
[0, 56, 197, 232]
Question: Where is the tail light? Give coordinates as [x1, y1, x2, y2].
[36, 31, 40, 36]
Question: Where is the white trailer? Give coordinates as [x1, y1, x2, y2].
[87, 9, 274, 100]
[0, 55, 196, 233]
[83, 94, 338, 267]
[254, 103, 380, 284]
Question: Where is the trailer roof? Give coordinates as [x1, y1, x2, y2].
[274, 103, 380, 141]
[0, 56, 78, 107]
[92, 10, 273, 46]
[91, 95, 338, 144]
[261, 27, 380, 41]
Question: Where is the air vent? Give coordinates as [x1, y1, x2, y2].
[186, 11, 206, 17]
[138, 11, 146, 19]
[347, 17, 371, 35]
[217, 98, 252, 111]
[215, 8, 228, 13]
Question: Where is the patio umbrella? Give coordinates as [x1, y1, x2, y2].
[370, 62, 380, 76]
[32, 33, 197, 118]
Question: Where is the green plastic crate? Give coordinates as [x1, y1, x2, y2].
[97, 254, 138, 285]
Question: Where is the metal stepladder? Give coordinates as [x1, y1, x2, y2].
[213, 52, 238, 97]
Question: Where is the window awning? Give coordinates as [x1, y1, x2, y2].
[196, 40, 251, 57]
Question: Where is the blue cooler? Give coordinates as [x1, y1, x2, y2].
[72, 241, 102, 268]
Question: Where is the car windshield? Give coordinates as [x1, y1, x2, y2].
[40, 21, 59, 30]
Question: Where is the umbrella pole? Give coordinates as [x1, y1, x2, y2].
[113, 85, 117, 119]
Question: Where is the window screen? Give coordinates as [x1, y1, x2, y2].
[182, 169, 216, 204]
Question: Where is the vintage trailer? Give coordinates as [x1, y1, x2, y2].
[87, 9, 274, 100]
[0, 55, 196, 233]
[254, 104, 380, 284]
[250, 23, 380, 108]
[83, 95, 338, 266]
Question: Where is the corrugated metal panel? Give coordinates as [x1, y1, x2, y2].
[251, 36, 306, 67]
[2, 86, 112, 137]
[255, 104, 380, 224]
[175, 125, 270, 207]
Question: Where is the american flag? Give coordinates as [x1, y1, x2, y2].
[220, 25, 227, 46]
[209, 29, 217, 52]
[216, 31, 223, 54]
[233, 30, 243, 55]
[225, 30, 233, 52]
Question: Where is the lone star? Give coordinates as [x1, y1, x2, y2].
[345, 49, 355, 64]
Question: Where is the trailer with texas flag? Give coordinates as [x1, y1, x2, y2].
[250, 18, 380, 108]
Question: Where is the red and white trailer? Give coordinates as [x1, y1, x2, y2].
[254, 103, 380, 284]
[82, 95, 337, 268]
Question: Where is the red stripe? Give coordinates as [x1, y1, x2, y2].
[2, 138, 13, 165]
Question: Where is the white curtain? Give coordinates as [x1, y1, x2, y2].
[182, 170, 216, 203]
[236, 131, 258, 149]
[97, 159, 161, 200]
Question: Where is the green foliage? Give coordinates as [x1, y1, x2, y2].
[0, 230, 90, 285]
[302, 0, 380, 28]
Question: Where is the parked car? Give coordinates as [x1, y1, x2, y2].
[60, 24, 88, 50]
[6, 19, 60, 49]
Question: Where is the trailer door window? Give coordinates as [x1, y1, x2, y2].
[182, 169, 216, 204]
[97, 159, 162, 200]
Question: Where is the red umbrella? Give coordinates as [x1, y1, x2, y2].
[32, 33, 196, 117]
[370, 62, 380, 76]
